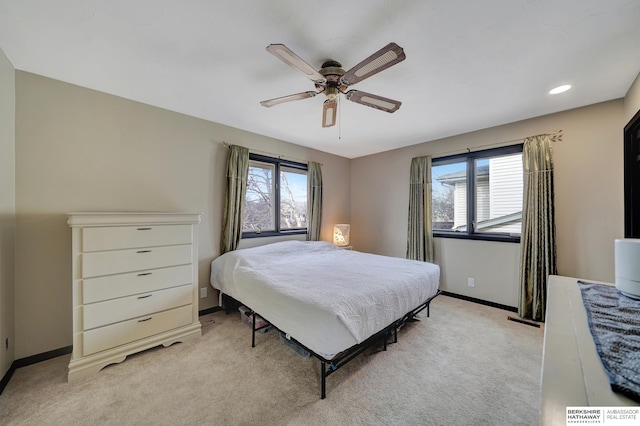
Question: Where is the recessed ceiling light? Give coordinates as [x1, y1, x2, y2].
[549, 84, 571, 95]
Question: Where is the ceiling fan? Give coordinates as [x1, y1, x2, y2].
[260, 42, 406, 128]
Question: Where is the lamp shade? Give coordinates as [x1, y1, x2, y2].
[333, 224, 351, 247]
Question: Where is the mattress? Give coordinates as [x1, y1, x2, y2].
[210, 240, 440, 359]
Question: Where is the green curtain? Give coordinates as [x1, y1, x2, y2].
[406, 155, 434, 262]
[220, 145, 249, 254]
[518, 135, 557, 321]
[306, 161, 323, 241]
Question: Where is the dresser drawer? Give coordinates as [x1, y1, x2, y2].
[82, 224, 192, 252]
[82, 245, 192, 278]
[82, 304, 193, 356]
[83, 284, 193, 330]
[82, 264, 193, 304]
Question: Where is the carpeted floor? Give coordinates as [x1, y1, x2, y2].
[0, 295, 543, 425]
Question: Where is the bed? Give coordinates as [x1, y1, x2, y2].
[210, 240, 440, 398]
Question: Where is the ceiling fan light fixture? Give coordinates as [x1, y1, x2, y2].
[325, 86, 339, 100]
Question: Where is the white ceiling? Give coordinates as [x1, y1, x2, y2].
[1, 1, 640, 159]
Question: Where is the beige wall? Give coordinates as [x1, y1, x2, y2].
[8, 66, 639, 359]
[0, 48, 16, 376]
[351, 100, 625, 307]
[625, 72, 640, 122]
[14, 71, 350, 358]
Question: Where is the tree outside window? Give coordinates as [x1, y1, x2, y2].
[243, 154, 307, 237]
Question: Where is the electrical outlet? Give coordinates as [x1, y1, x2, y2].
[467, 277, 475, 288]
[200, 287, 207, 298]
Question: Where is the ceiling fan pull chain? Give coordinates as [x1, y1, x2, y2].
[338, 95, 342, 140]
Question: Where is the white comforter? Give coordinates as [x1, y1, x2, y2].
[210, 240, 440, 359]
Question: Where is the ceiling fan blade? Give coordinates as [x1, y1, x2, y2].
[345, 90, 402, 113]
[341, 42, 406, 86]
[322, 99, 337, 128]
[266, 44, 327, 84]
[260, 91, 318, 108]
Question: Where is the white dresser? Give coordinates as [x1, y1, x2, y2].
[67, 212, 202, 381]
[540, 275, 636, 425]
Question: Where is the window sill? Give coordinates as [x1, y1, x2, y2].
[433, 232, 521, 244]
[242, 230, 307, 239]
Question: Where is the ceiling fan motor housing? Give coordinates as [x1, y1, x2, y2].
[318, 60, 347, 98]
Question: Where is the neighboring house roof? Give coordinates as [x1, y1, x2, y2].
[436, 164, 489, 186]
[452, 211, 523, 232]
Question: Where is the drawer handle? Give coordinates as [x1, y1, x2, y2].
[138, 317, 152, 323]
[137, 227, 152, 231]
[137, 272, 152, 277]
[137, 294, 152, 299]
[136, 250, 151, 254]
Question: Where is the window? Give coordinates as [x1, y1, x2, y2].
[243, 153, 308, 237]
[431, 144, 523, 242]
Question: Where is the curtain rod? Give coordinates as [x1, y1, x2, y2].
[432, 129, 563, 159]
[220, 142, 322, 166]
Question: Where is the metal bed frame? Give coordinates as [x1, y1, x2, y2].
[239, 290, 441, 399]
